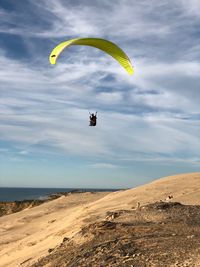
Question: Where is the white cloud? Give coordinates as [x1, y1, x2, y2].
[89, 163, 120, 169]
[179, 0, 200, 17]
[0, 0, 200, 167]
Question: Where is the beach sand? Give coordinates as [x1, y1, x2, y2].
[0, 172, 199, 266]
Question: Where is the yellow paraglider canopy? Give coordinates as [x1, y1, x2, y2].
[49, 38, 134, 75]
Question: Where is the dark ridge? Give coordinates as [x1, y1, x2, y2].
[31, 202, 200, 267]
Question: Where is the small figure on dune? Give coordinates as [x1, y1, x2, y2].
[165, 195, 173, 202]
[89, 112, 97, 126]
[137, 202, 141, 210]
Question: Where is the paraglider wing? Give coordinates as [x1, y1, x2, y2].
[49, 38, 134, 75]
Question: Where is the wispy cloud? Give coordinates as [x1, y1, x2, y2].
[89, 163, 120, 169]
[0, 0, 199, 175]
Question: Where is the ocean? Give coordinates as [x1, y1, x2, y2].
[0, 187, 117, 202]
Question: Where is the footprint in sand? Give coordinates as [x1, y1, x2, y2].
[27, 241, 37, 246]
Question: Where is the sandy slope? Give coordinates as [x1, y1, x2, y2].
[0, 172, 199, 267]
[0, 192, 109, 267]
[87, 172, 200, 215]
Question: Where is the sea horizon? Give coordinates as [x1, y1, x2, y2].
[0, 187, 121, 202]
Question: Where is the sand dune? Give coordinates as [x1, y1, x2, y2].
[89, 172, 200, 212]
[0, 172, 199, 266]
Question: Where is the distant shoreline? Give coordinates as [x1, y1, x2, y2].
[0, 190, 117, 217]
[0, 187, 121, 202]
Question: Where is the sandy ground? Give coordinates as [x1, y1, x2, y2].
[0, 172, 199, 267]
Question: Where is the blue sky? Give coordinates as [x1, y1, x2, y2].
[0, 0, 200, 188]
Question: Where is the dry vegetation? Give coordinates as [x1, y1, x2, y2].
[31, 202, 200, 267]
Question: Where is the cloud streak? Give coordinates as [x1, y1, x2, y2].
[0, 0, 199, 176]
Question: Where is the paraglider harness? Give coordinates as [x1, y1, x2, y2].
[89, 112, 97, 126]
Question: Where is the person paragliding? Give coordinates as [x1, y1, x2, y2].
[49, 37, 134, 126]
[89, 112, 97, 126]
